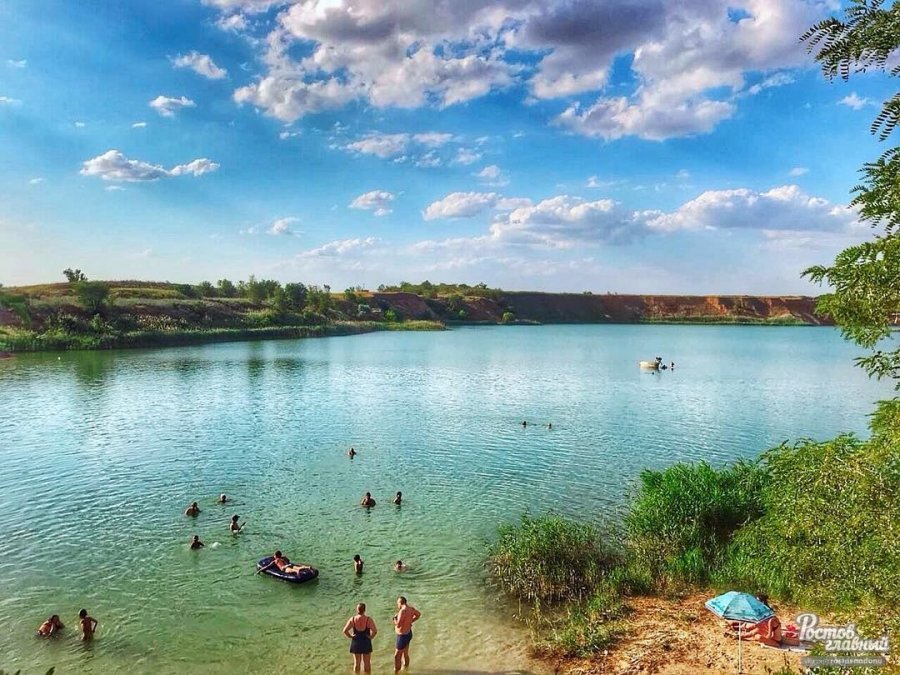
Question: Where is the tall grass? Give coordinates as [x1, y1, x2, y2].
[487, 514, 614, 606]
[624, 460, 766, 589]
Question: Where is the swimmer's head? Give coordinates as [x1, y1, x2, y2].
[274, 550, 283, 558]
[78, 609, 87, 619]
[353, 554, 361, 562]
[357, 603, 366, 614]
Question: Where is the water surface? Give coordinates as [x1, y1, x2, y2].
[0, 325, 888, 673]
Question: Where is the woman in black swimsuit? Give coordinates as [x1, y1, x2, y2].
[343, 602, 377, 673]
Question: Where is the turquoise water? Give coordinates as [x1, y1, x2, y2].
[0, 325, 889, 674]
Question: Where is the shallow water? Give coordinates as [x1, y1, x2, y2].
[0, 325, 888, 674]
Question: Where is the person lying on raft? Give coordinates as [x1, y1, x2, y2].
[258, 550, 313, 576]
[37, 614, 64, 637]
[360, 492, 376, 508]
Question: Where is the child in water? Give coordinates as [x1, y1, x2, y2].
[36, 615, 64, 637]
[353, 554, 364, 574]
[190, 535, 204, 550]
[230, 515, 245, 534]
[78, 609, 98, 641]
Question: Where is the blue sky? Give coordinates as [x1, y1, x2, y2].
[0, 0, 894, 293]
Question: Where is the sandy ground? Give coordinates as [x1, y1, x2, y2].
[548, 593, 809, 675]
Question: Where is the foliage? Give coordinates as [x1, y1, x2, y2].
[0, 287, 31, 324]
[624, 461, 766, 589]
[196, 281, 216, 297]
[62, 268, 86, 282]
[488, 514, 613, 606]
[384, 308, 399, 322]
[501, 311, 515, 324]
[73, 281, 110, 314]
[216, 279, 238, 297]
[802, 0, 900, 397]
[306, 285, 333, 313]
[283, 282, 308, 310]
[380, 280, 503, 300]
[717, 432, 900, 613]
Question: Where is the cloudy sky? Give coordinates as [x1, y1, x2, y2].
[0, 0, 893, 293]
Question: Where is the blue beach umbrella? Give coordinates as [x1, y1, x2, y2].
[705, 591, 774, 623]
[705, 591, 775, 673]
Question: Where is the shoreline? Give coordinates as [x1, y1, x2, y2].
[1, 318, 833, 355]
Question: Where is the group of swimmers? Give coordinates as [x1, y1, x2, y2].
[342, 597, 421, 674]
[36, 609, 97, 642]
[184, 493, 245, 548]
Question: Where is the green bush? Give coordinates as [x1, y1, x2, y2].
[624, 460, 766, 589]
[488, 514, 613, 605]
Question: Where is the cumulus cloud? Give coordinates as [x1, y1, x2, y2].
[453, 148, 482, 165]
[269, 216, 298, 235]
[297, 237, 379, 258]
[423, 191, 529, 220]
[645, 185, 857, 233]
[475, 164, 509, 186]
[80, 150, 219, 182]
[279, 129, 302, 139]
[172, 51, 228, 79]
[789, 166, 808, 176]
[149, 95, 196, 117]
[202, 0, 282, 12]
[839, 92, 875, 110]
[343, 131, 455, 159]
[350, 190, 396, 216]
[216, 13, 249, 31]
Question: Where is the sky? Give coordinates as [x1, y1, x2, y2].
[0, 0, 895, 294]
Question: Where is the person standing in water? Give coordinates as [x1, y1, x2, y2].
[184, 501, 200, 517]
[217, 494, 228, 504]
[360, 492, 376, 508]
[348, 447, 357, 458]
[190, 535, 204, 550]
[353, 554, 364, 574]
[78, 609, 98, 641]
[343, 602, 377, 674]
[392, 596, 421, 672]
[392, 491, 402, 505]
[229, 514, 245, 534]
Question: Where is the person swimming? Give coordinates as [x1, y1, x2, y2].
[258, 550, 312, 577]
[547, 422, 553, 430]
[392, 491, 402, 505]
[229, 515, 245, 534]
[360, 492, 376, 508]
[78, 609, 98, 641]
[184, 501, 200, 517]
[393, 560, 406, 572]
[36, 614, 64, 637]
[522, 420, 527, 427]
[217, 494, 228, 504]
[348, 447, 357, 458]
[190, 535, 204, 550]
[353, 554, 364, 574]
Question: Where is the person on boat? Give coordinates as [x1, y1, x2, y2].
[343, 602, 377, 674]
[392, 491, 402, 505]
[217, 494, 228, 504]
[259, 550, 312, 577]
[229, 515, 245, 534]
[393, 560, 406, 572]
[36, 614, 64, 637]
[348, 447, 357, 458]
[353, 554, 364, 574]
[184, 501, 200, 517]
[392, 596, 421, 673]
[78, 609, 98, 641]
[190, 535, 204, 550]
[360, 492, 376, 508]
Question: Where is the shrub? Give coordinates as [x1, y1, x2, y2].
[488, 514, 612, 606]
[74, 281, 110, 313]
[501, 311, 515, 324]
[624, 460, 765, 589]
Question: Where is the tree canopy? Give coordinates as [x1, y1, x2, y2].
[802, 0, 900, 393]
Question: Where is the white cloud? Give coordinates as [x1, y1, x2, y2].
[202, 0, 281, 12]
[74, 121, 86, 128]
[346, 133, 410, 158]
[675, 169, 690, 180]
[216, 14, 249, 31]
[149, 95, 196, 117]
[105, 185, 126, 192]
[422, 192, 530, 220]
[646, 185, 857, 233]
[413, 132, 455, 147]
[0, 96, 22, 105]
[839, 92, 875, 110]
[350, 190, 396, 216]
[279, 129, 302, 139]
[789, 166, 808, 176]
[453, 148, 482, 165]
[746, 71, 795, 95]
[28, 177, 44, 185]
[297, 237, 379, 258]
[80, 150, 220, 182]
[132, 121, 148, 128]
[475, 164, 509, 187]
[172, 51, 228, 80]
[6, 59, 27, 69]
[269, 217, 298, 235]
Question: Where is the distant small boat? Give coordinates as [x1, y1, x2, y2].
[639, 360, 660, 370]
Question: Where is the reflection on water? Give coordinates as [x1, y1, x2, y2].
[0, 325, 887, 674]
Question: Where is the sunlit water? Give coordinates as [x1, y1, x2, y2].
[0, 325, 889, 674]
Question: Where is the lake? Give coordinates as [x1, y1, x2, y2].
[0, 325, 889, 674]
